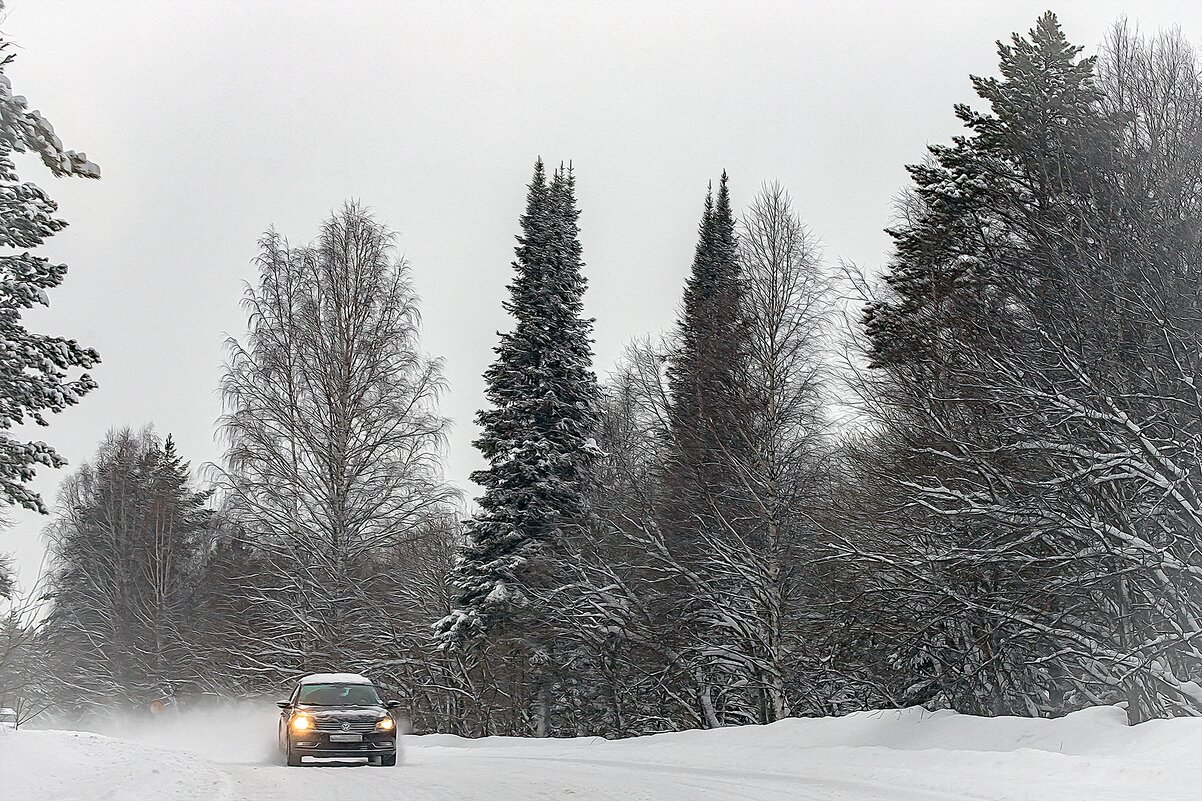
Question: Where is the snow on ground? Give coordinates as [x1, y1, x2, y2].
[2, 704, 1198, 801]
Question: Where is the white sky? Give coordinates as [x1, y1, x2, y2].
[4, 0, 1200, 588]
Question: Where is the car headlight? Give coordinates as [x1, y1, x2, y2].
[376, 716, 395, 732]
[291, 714, 312, 731]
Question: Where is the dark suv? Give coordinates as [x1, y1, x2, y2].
[277, 673, 400, 766]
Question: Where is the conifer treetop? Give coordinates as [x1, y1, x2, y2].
[438, 158, 598, 647]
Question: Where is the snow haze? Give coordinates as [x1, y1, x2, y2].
[3, 0, 1201, 587]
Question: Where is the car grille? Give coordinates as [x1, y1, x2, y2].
[314, 719, 377, 733]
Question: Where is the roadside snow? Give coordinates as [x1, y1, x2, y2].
[2, 705, 1198, 801]
[1, 729, 231, 801]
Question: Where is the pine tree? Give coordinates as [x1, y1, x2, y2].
[0, 10, 101, 516]
[0, 550, 12, 599]
[438, 160, 600, 650]
[864, 11, 1112, 369]
[856, 13, 1117, 718]
[853, 14, 1202, 719]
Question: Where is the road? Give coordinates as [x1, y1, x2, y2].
[2, 705, 1194, 801]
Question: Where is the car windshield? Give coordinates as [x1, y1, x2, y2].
[296, 683, 380, 706]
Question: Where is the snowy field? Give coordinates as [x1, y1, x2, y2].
[1, 704, 1197, 801]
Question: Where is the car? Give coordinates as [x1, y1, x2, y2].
[0, 707, 17, 731]
[277, 673, 400, 767]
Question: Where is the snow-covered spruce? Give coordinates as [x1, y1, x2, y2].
[0, 4, 100, 519]
[437, 160, 600, 733]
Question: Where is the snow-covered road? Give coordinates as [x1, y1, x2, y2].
[3, 705, 1198, 801]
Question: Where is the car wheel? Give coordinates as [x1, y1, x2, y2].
[286, 742, 303, 767]
[379, 753, 397, 767]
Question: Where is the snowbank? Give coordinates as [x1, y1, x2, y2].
[0, 729, 231, 801]
[406, 705, 1200, 800]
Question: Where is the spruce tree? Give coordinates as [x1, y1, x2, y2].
[656, 172, 757, 727]
[438, 160, 599, 648]
[662, 172, 750, 558]
[0, 13, 101, 516]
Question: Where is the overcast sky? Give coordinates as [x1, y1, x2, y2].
[4, 0, 1200, 588]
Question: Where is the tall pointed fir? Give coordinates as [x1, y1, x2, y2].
[659, 172, 755, 727]
[662, 173, 749, 557]
[0, 10, 101, 519]
[437, 161, 600, 705]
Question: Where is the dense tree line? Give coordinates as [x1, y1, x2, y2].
[846, 16, 1202, 722]
[38, 429, 212, 710]
[9, 13, 1202, 735]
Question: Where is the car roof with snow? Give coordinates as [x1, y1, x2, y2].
[296, 672, 373, 685]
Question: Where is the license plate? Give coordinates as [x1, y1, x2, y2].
[329, 733, 362, 742]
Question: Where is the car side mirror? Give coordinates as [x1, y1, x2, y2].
[384, 700, 401, 709]
[276, 700, 292, 709]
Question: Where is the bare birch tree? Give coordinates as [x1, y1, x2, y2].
[216, 203, 456, 682]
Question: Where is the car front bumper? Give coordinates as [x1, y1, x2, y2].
[290, 732, 396, 759]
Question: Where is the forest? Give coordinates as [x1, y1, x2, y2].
[4, 12, 1202, 737]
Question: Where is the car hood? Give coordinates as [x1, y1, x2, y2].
[295, 704, 387, 721]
